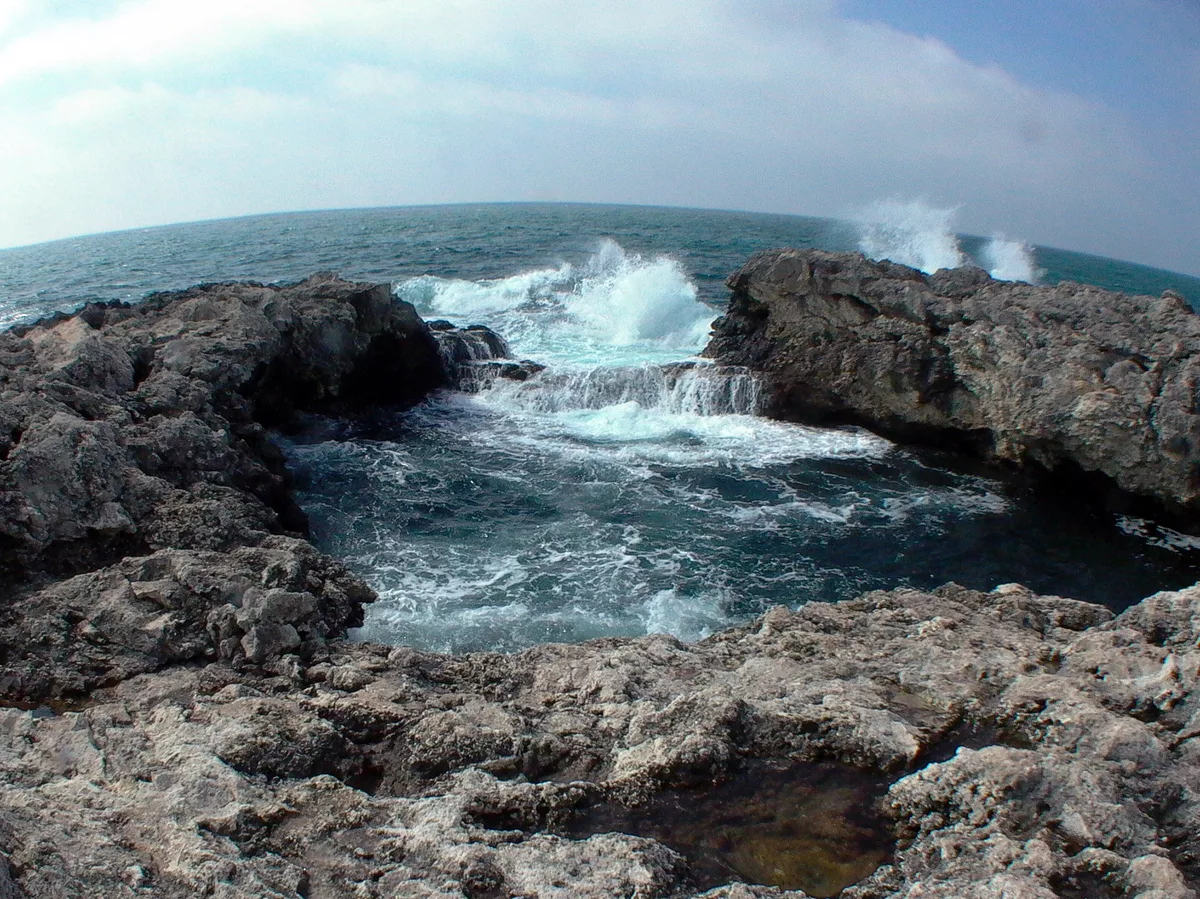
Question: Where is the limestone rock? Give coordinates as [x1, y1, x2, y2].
[2, 584, 1198, 897]
[0, 273, 445, 582]
[707, 249, 1200, 513]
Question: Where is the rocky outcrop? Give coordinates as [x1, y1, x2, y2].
[3, 271, 1200, 898]
[2, 583, 1199, 898]
[0, 273, 447, 582]
[0, 274, 455, 701]
[707, 249, 1200, 514]
[429, 320, 546, 392]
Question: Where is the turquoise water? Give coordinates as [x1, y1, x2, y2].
[3, 203, 1199, 651]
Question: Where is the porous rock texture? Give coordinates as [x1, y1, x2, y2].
[0, 273, 454, 704]
[2, 274, 1200, 898]
[2, 584, 1200, 898]
[707, 249, 1200, 513]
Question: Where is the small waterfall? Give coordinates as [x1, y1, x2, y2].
[477, 362, 764, 417]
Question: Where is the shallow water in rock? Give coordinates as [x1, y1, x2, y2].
[560, 761, 894, 895]
[4, 204, 1200, 652]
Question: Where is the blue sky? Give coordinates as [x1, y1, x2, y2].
[0, 0, 1197, 275]
[846, 0, 1200, 123]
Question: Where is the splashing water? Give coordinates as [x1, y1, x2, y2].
[855, 199, 965, 274]
[1, 206, 1192, 653]
[396, 238, 715, 366]
[981, 234, 1041, 283]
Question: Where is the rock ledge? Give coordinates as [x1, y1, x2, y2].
[707, 249, 1200, 515]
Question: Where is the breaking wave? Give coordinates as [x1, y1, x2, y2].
[396, 238, 715, 365]
[981, 234, 1041, 283]
[855, 199, 965, 274]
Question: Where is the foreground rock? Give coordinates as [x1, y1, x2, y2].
[2, 583, 1198, 898]
[707, 250, 1200, 514]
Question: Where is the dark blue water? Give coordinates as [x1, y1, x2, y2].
[4, 203, 1199, 652]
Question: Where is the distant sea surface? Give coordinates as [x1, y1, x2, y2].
[4, 203, 1200, 652]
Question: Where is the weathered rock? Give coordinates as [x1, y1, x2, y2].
[0, 274, 445, 699]
[2, 583, 1199, 897]
[0, 273, 445, 582]
[0, 538, 372, 702]
[707, 249, 1200, 514]
[428, 320, 546, 391]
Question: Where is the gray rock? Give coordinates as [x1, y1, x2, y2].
[1, 273, 446, 581]
[3, 582, 1198, 897]
[707, 249, 1200, 513]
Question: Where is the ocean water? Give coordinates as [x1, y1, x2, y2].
[4, 203, 1200, 652]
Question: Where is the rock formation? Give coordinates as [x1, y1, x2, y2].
[707, 249, 1200, 515]
[1, 272, 1199, 898]
[2, 581, 1198, 898]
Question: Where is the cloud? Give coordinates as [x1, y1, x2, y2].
[0, 0, 1195, 275]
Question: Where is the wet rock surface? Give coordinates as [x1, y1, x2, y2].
[2, 274, 1199, 897]
[707, 249, 1200, 516]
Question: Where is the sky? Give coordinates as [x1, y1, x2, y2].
[0, 0, 1197, 275]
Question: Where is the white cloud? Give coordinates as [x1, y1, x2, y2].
[0, 0, 1194, 274]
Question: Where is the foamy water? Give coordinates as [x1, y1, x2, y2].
[285, 234, 1193, 652]
[4, 204, 1195, 653]
[398, 239, 714, 366]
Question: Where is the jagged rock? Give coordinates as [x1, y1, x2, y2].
[707, 249, 1200, 514]
[0, 274, 446, 701]
[2, 583, 1198, 897]
[0, 273, 445, 582]
[0, 537, 372, 702]
[427, 320, 545, 391]
[4, 271, 1200, 897]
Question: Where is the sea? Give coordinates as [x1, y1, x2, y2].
[4, 202, 1200, 653]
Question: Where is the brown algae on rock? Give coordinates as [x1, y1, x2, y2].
[562, 760, 894, 896]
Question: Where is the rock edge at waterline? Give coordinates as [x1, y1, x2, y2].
[0, 274, 1198, 898]
[707, 248, 1200, 516]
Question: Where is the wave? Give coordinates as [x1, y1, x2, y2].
[855, 199, 965, 274]
[855, 199, 1040, 283]
[395, 238, 716, 365]
[981, 234, 1041, 283]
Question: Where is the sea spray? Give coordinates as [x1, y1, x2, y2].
[855, 199, 965, 273]
[982, 234, 1042, 283]
[856, 200, 1045, 282]
[396, 238, 715, 366]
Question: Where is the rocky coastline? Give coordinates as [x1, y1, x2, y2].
[708, 249, 1200, 519]
[0, 268, 1198, 898]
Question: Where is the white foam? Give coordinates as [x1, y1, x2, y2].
[395, 239, 716, 365]
[1116, 516, 1200, 553]
[981, 234, 1041, 283]
[458, 390, 892, 470]
[855, 199, 965, 273]
[478, 363, 764, 417]
[566, 241, 710, 347]
[878, 486, 1008, 521]
[641, 588, 731, 642]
